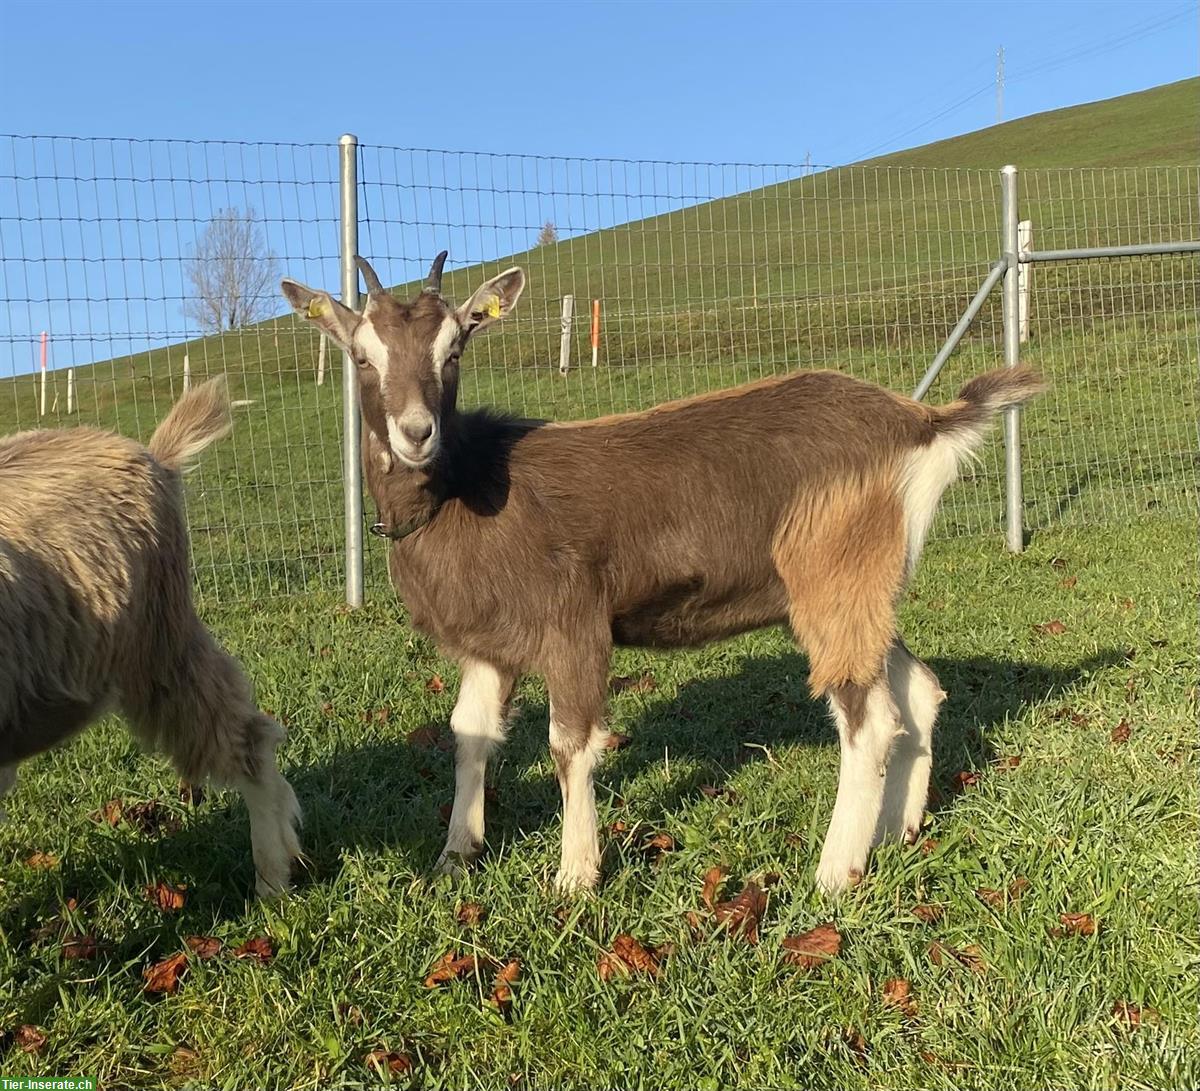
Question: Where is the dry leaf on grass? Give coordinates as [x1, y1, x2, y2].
[424, 950, 479, 988]
[456, 902, 488, 927]
[641, 831, 676, 862]
[1034, 619, 1067, 636]
[365, 1049, 415, 1077]
[122, 800, 181, 837]
[993, 755, 1022, 771]
[952, 770, 981, 792]
[24, 851, 59, 870]
[91, 798, 125, 826]
[609, 672, 656, 695]
[1112, 1001, 1161, 1027]
[426, 674, 446, 694]
[597, 934, 666, 980]
[14, 1025, 48, 1054]
[408, 723, 452, 751]
[146, 880, 187, 912]
[713, 881, 767, 945]
[699, 784, 738, 803]
[975, 887, 1005, 908]
[1111, 719, 1132, 744]
[1009, 877, 1031, 900]
[1059, 575, 1078, 589]
[782, 922, 842, 969]
[185, 935, 222, 960]
[489, 959, 521, 1014]
[928, 941, 986, 973]
[700, 865, 729, 910]
[61, 933, 98, 960]
[911, 903, 945, 924]
[602, 732, 632, 750]
[919, 838, 940, 856]
[143, 952, 189, 994]
[232, 936, 274, 963]
[1052, 912, 1096, 938]
[882, 976, 918, 1017]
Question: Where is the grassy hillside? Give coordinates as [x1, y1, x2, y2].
[1, 81, 1195, 599]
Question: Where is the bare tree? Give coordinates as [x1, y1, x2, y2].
[536, 220, 559, 247]
[185, 208, 278, 333]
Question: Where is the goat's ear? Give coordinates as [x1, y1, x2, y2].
[456, 267, 526, 334]
[281, 278, 359, 349]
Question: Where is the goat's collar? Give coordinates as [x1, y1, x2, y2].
[368, 506, 438, 541]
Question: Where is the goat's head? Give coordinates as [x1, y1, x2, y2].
[281, 253, 525, 470]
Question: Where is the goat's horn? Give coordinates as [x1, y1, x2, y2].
[355, 256, 386, 295]
[424, 250, 448, 294]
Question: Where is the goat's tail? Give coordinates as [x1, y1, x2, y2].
[148, 376, 233, 471]
[898, 365, 1045, 574]
[929, 365, 1045, 439]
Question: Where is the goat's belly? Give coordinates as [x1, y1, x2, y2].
[611, 575, 789, 648]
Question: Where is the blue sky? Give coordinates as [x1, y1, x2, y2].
[1, 0, 1196, 376]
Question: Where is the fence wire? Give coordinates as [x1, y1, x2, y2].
[0, 136, 1195, 601]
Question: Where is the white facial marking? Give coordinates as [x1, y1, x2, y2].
[430, 314, 461, 381]
[355, 320, 390, 384]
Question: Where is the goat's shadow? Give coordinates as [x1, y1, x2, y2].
[2, 646, 1121, 1029]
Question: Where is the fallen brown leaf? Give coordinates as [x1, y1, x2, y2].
[319, 700, 335, 716]
[919, 838, 940, 856]
[1112, 1001, 1161, 1027]
[61, 933, 98, 960]
[843, 1028, 869, 1059]
[1049, 556, 1069, 570]
[426, 674, 446, 694]
[641, 831, 676, 861]
[146, 880, 187, 913]
[14, 1024, 48, 1054]
[408, 723, 452, 751]
[25, 850, 59, 869]
[610, 672, 656, 695]
[597, 934, 664, 980]
[490, 959, 522, 1014]
[1053, 706, 1090, 727]
[782, 922, 842, 969]
[882, 976, 918, 1017]
[1034, 619, 1067, 636]
[1009, 877, 1031, 900]
[1055, 912, 1096, 937]
[975, 887, 1005, 908]
[232, 936, 274, 963]
[700, 865, 729, 910]
[602, 732, 632, 750]
[122, 800, 181, 837]
[911, 903, 945, 924]
[169, 1045, 201, 1075]
[91, 798, 124, 826]
[713, 881, 767, 945]
[365, 1049, 415, 1077]
[456, 901, 488, 927]
[952, 770, 981, 792]
[1059, 575, 1078, 589]
[1119, 597, 1135, 611]
[1111, 719, 1132, 745]
[699, 784, 738, 803]
[424, 950, 479, 988]
[143, 951, 189, 994]
[928, 941, 986, 973]
[185, 935, 223, 960]
[994, 755, 1022, 772]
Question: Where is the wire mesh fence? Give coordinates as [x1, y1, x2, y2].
[1, 135, 1195, 601]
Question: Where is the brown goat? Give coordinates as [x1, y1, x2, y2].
[282, 255, 1041, 893]
[0, 378, 301, 896]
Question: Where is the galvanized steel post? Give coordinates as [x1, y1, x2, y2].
[339, 133, 364, 606]
[1001, 164, 1024, 553]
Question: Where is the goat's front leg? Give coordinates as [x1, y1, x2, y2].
[545, 650, 610, 893]
[437, 659, 515, 875]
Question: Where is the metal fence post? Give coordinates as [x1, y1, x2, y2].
[340, 133, 364, 606]
[1001, 164, 1024, 553]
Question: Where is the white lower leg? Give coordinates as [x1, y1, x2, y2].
[239, 765, 302, 898]
[551, 720, 604, 893]
[878, 644, 944, 844]
[816, 681, 901, 893]
[438, 661, 511, 871]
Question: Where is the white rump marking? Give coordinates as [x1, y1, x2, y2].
[897, 431, 979, 575]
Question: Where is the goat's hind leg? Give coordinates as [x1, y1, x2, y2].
[124, 626, 301, 897]
[876, 639, 945, 846]
[437, 659, 515, 876]
[0, 764, 16, 823]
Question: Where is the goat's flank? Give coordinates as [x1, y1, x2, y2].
[0, 377, 301, 896]
[282, 256, 1042, 893]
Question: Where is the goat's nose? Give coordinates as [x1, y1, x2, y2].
[401, 419, 434, 446]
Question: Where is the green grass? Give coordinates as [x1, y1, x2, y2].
[1, 517, 1195, 1089]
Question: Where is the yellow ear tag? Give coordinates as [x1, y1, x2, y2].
[484, 295, 502, 319]
[307, 298, 328, 319]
